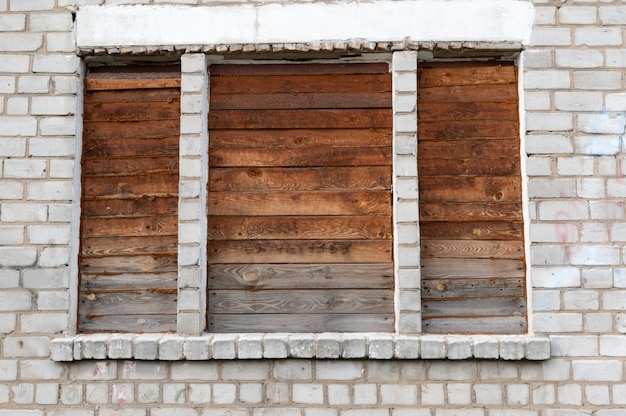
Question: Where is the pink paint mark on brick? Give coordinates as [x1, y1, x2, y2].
[122, 361, 135, 379]
[113, 384, 127, 405]
[92, 362, 108, 377]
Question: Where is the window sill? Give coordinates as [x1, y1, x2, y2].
[51, 333, 550, 362]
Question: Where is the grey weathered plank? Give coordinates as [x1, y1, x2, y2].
[422, 316, 527, 334]
[422, 297, 527, 317]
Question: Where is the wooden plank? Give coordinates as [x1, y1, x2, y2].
[418, 101, 518, 121]
[82, 216, 178, 238]
[82, 173, 178, 198]
[421, 239, 524, 260]
[422, 316, 527, 334]
[418, 64, 516, 88]
[88, 64, 180, 78]
[83, 120, 179, 139]
[210, 74, 392, 95]
[85, 78, 181, 91]
[419, 177, 522, 203]
[419, 221, 523, 240]
[209, 264, 394, 289]
[80, 254, 177, 274]
[208, 216, 392, 240]
[418, 157, 520, 176]
[419, 202, 523, 222]
[80, 291, 177, 315]
[418, 138, 519, 159]
[82, 156, 178, 177]
[79, 314, 176, 333]
[210, 63, 389, 76]
[421, 258, 525, 279]
[211, 92, 391, 110]
[209, 166, 391, 192]
[418, 84, 517, 103]
[81, 197, 178, 218]
[81, 235, 177, 257]
[418, 119, 520, 140]
[209, 109, 392, 129]
[85, 88, 181, 104]
[209, 146, 391, 168]
[422, 277, 525, 299]
[209, 289, 393, 314]
[83, 100, 180, 121]
[80, 272, 178, 290]
[208, 191, 391, 216]
[207, 240, 392, 264]
[422, 297, 527, 317]
[82, 137, 179, 159]
[208, 313, 394, 333]
[209, 128, 392, 148]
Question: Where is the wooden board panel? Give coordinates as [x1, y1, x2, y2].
[419, 202, 523, 222]
[82, 216, 178, 238]
[207, 240, 392, 264]
[209, 128, 392, 148]
[417, 119, 520, 140]
[418, 84, 517, 103]
[422, 277, 525, 299]
[85, 88, 181, 104]
[419, 177, 522, 203]
[82, 120, 180, 140]
[422, 316, 527, 334]
[210, 74, 392, 95]
[419, 138, 519, 159]
[208, 313, 394, 333]
[209, 289, 393, 314]
[85, 78, 181, 91]
[81, 272, 178, 291]
[421, 258, 525, 279]
[419, 221, 523, 240]
[80, 254, 177, 274]
[209, 146, 391, 168]
[210, 63, 389, 76]
[211, 92, 391, 110]
[421, 239, 524, 260]
[418, 64, 516, 87]
[83, 100, 180, 121]
[80, 291, 177, 315]
[422, 297, 527, 317]
[209, 109, 392, 130]
[418, 101, 518, 121]
[208, 216, 392, 240]
[81, 235, 178, 257]
[81, 196, 178, 218]
[82, 156, 178, 176]
[209, 166, 391, 192]
[209, 191, 391, 216]
[79, 314, 176, 333]
[209, 264, 394, 289]
[82, 136, 179, 158]
[418, 157, 520, 176]
[82, 173, 178, 198]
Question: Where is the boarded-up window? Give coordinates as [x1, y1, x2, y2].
[79, 66, 180, 333]
[418, 62, 527, 334]
[207, 63, 394, 332]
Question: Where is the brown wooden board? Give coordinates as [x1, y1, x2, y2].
[81, 272, 178, 291]
[420, 258, 525, 279]
[419, 221, 523, 241]
[419, 177, 522, 203]
[422, 316, 527, 334]
[81, 235, 178, 257]
[418, 84, 517, 103]
[421, 239, 524, 260]
[418, 138, 519, 159]
[422, 297, 527, 317]
[81, 197, 178, 218]
[418, 157, 520, 176]
[81, 156, 178, 177]
[83, 100, 180, 121]
[209, 264, 394, 289]
[80, 255, 177, 275]
[422, 277, 525, 299]
[80, 291, 177, 316]
[417, 119, 520, 140]
[82, 120, 179, 140]
[85, 78, 181, 91]
[211, 92, 391, 110]
[82, 216, 178, 238]
[418, 101, 518, 121]
[418, 63, 516, 87]
[82, 173, 178, 198]
[210, 63, 389, 76]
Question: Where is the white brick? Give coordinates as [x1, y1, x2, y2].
[21, 313, 68, 333]
[563, 291, 599, 310]
[33, 55, 79, 74]
[29, 138, 75, 157]
[0, 225, 24, 244]
[9, 0, 55, 11]
[4, 159, 47, 179]
[539, 200, 588, 220]
[446, 383, 472, 405]
[530, 28, 571, 46]
[557, 156, 595, 175]
[0, 247, 37, 267]
[37, 291, 69, 310]
[36, 383, 59, 405]
[0, 291, 32, 311]
[20, 360, 64, 380]
[51, 75, 77, 94]
[380, 384, 417, 405]
[577, 178, 605, 199]
[526, 113, 573, 132]
[600, 335, 626, 357]
[532, 385, 555, 405]
[38, 247, 69, 267]
[49, 160, 74, 178]
[0, 34, 42, 52]
[3, 337, 49, 357]
[0, 13, 26, 30]
[575, 27, 622, 46]
[524, 92, 551, 111]
[574, 71, 621, 90]
[574, 136, 621, 155]
[0, 55, 30, 73]
[0, 138, 26, 156]
[554, 92, 603, 112]
[572, 360, 622, 381]
[0, 203, 47, 222]
[39, 116, 76, 135]
[578, 113, 625, 134]
[534, 6, 556, 24]
[604, 291, 626, 310]
[585, 385, 610, 406]
[32, 96, 75, 115]
[557, 384, 582, 405]
[17, 75, 49, 93]
[526, 135, 573, 154]
[530, 245, 569, 266]
[591, 201, 624, 220]
[608, 178, 626, 197]
[0, 75, 15, 93]
[534, 313, 583, 332]
[584, 313, 613, 333]
[23, 268, 69, 289]
[556, 50, 604, 68]
[0, 116, 37, 136]
[559, 6, 597, 24]
[613, 384, 626, 405]
[27, 180, 72, 200]
[570, 245, 620, 265]
[523, 50, 552, 68]
[607, 49, 626, 68]
[581, 223, 609, 243]
[532, 290, 560, 311]
[598, 156, 617, 176]
[29, 14, 73, 31]
[7, 96, 29, 115]
[293, 384, 324, 404]
[0, 269, 19, 289]
[525, 70, 570, 89]
[46, 33, 75, 52]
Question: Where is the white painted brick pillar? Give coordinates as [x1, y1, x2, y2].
[177, 53, 209, 335]
[392, 51, 421, 334]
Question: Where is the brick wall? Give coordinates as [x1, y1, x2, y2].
[1, 0, 625, 414]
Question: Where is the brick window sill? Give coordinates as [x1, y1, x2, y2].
[51, 333, 550, 361]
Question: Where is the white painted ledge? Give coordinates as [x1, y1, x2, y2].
[76, 1, 535, 48]
[51, 333, 550, 361]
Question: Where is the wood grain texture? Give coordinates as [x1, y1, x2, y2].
[211, 92, 391, 110]
[419, 221, 523, 240]
[210, 63, 389, 76]
[208, 314, 394, 333]
[422, 277, 525, 299]
[421, 239, 524, 260]
[422, 316, 527, 334]
[79, 314, 177, 334]
[81, 272, 178, 290]
[420, 258, 525, 279]
[422, 297, 527, 317]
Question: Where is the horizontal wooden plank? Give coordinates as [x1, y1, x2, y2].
[418, 157, 520, 177]
[82, 173, 178, 198]
[419, 202, 523, 222]
[208, 216, 392, 240]
[208, 191, 391, 216]
[88, 65, 180, 78]
[419, 221, 523, 240]
[81, 235, 177, 257]
[83, 100, 180, 121]
[209, 109, 392, 129]
[79, 314, 176, 333]
[83, 137, 179, 159]
[422, 297, 527, 317]
[83, 120, 179, 140]
[421, 239, 524, 260]
[211, 92, 391, 110]
[418, 84, 518, 103]
[209, 146, 391, 167]
[418, 64, 516, 88]
[422, 316, 527, 334]
[418, 101, 518, 122]
[209, 263, 394, 289]
[210, 74, 392, 95]
[208, 313, 394, 333]
[419, 176, 522, 203]
[85, 88, 181, 104]
[421, 258, 525, 279]
[82, 196, 178, 218]
[80, 254, 177, 274]
[209, 128, 392, 148]
[418, 119, 520, 140]
[80, 272, 178, 291]
[82, 156, 178, 177]
[85, 78, 181, 91]
[207, 240, 392, 263]
[422, 277, 525, 299]
[209, 166, 391, 192]
[79, 291, 177, 315]
[209, 289, 393, 314]
[82, 216, 178, 238]
[418, 138, 519, 159]
[210, 63, 389, 76]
